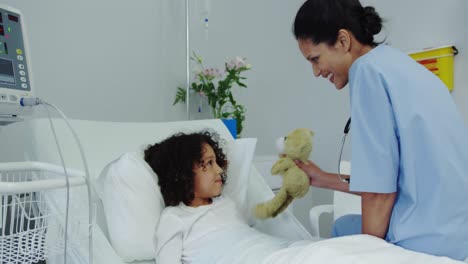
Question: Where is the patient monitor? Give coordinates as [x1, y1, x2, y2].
[0, 5, 32, 120]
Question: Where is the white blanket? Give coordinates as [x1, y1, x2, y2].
[262, 235, 464, 264]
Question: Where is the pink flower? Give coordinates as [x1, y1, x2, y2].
[201, 67, 222, 79]
[226, 56, 251, 70]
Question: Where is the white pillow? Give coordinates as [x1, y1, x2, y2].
[223, 138, 257, 213]
[94, 151, 163, 262]
[94, 138, 257, 262]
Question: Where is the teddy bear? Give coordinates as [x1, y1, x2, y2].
[254, 128, 314, 218]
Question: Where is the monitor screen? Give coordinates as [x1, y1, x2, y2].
[0, 58, 15, 84]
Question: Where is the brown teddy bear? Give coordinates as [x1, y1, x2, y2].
[254, 128, 314, 218]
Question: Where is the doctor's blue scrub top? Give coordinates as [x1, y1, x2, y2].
[348, 45, 468, 261]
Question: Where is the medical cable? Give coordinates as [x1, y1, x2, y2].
[337, 117, 351, 183]
[44, 105, 71, 264]
[20, 97, 94, 264]
[22, 97, 71, 263]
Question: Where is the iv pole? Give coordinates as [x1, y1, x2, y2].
[185, 0, 190, 120]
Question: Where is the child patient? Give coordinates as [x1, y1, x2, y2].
[144, 131, 304, 264]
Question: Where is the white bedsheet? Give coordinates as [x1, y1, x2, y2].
[182, 223, 320, 264]
[262, 235, 464, 264]
[187, 228, 464, 264]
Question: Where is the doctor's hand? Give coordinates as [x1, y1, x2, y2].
[294, 159, 324, 187]
[295, 160, 350, 192]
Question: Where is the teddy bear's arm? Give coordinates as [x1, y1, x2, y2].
[271, 157, 295, 175]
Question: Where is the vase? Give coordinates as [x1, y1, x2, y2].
[221, 118, 237, 139]
[188, 92, 211, 120]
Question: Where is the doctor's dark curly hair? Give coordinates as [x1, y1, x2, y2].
[144, 131, 228, 207]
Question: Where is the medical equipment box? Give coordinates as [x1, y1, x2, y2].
[408, 45, 457, 91]
[0, 5, 33, 120]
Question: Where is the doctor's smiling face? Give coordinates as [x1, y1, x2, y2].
[297, 30, 356, 90]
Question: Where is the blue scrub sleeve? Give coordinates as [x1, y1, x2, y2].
[349, 62, 399, 193]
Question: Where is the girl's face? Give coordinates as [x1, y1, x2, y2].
[191, 143, 224, 206]
[298, 38, 352, 90]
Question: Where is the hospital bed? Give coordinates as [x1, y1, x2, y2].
[0, 118, 464, 264]
[0, 118, 312, 264]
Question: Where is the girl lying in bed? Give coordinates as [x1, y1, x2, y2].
[144, 131, 310, 264]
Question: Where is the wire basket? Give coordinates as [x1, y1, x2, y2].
[0, 162, 91, 264]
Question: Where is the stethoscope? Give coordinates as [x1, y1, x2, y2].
[337, 117, 351, 183]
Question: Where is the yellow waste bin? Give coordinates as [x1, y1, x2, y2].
[408, 45, 458, 91]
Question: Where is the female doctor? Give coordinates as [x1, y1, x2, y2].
[292, 0, 468, 261]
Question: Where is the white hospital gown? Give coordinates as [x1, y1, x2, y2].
[154, 196, 300, 264]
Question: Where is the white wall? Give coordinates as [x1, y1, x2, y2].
[189, 0, 468, 235]
[0, 0, 187, 122]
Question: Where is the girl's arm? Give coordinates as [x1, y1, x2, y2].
[156, 233, 183, 264]
[155, 214, 184, 264]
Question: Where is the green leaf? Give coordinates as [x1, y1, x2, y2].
[173, 87, 187, 105]
[236, 81, 247, 88]
[191, 51, 203, 64]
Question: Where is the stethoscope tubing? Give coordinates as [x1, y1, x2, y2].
[337, 117, 351, 183]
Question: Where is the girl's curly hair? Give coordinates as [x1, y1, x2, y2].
[144, 131, 228, 207]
